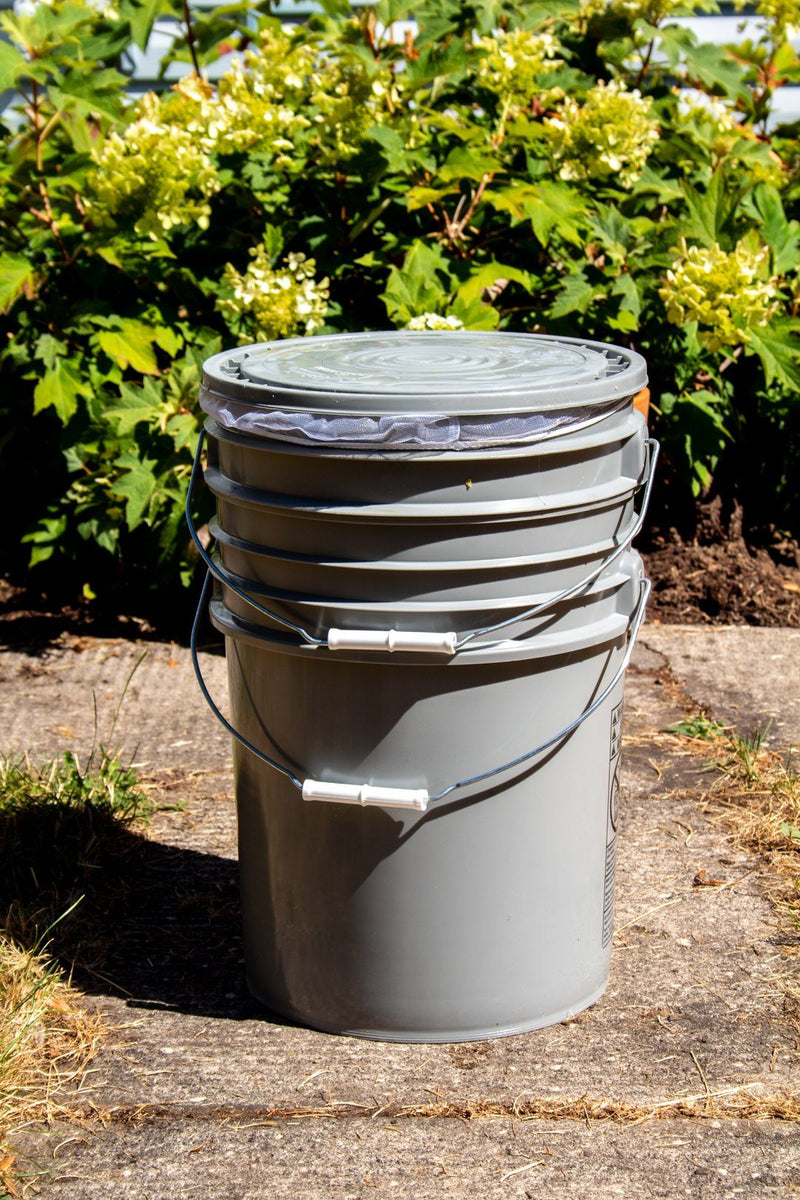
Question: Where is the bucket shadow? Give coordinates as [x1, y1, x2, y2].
[0, 804, 280, 1022]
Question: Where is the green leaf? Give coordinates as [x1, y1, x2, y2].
[588, 207, 635, 260]
[0, 39, 28, 91]
[166, 412, 198, 450]
[261, 224, 284, 262]
[745, 323, 800, 389]
[96, 320, 162, 374]
[0, 253, 35, 314]
[22, 515, 67, 567]
[127, 0, 168, 50]
[95, 244, 125, 269]
[381, 241, 453, 324]
[486, 183, 542, 222]
[456, 262, 532, 306]
[33, 361, 90, 424]
[407, 184, 460, 211]
[438, 146, 501, 183]
[35, 333, 68, 370]
[681, 173, 741, 249]
[752, 185, 800, 275]
[449, 294, 500, 330]
[112, 450, 158, 529]
[550, 273, 598, 319]
[681, 41, 745, 98]
[629, 166, 683, 203]
[316, 0, 351, 14]
[153, 326, 183, 358]
[525, 183, 585, 248]
[104, 382, 162, 435]
[611, 272, 641, 320]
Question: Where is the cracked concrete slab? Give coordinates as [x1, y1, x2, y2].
[2, 628, 798, 1197]
[641, 626, 800, 751]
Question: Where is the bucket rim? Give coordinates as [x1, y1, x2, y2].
[202, 331, 648, 417]
[216, 554, 637, 616]
[205, 465, 641, 524]
[209, 597, 633, 665]
[208, 515, 641, 575]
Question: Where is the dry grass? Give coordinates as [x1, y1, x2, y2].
[665, 715, 800, 1041]
[0, 745, 151, 1195]
[0, 929, 104, 1195]
[61, 1085, 800, 1128]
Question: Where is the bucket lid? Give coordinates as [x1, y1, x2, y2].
[202, 331, 647, 417]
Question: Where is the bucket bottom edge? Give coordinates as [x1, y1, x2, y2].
[245, 977, 610, 1044]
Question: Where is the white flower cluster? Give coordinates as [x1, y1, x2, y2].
[309, 53, 401, 160]
[89, 94, 220, 238]
[677, 93, 740, 143]
[659, 240, 778, 351]
[167, 30, 318, 162]
[406, 313, 465, 330]
[477, 27, 563, 105]
[219, 245, 330, 343]
[89, 23, 405, 234]
[544, 79, 659, 187]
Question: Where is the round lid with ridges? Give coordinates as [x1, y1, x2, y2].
[202, 331, 647, 416]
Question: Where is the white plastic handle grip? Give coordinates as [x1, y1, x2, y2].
[302, 779, 429, 811]
[327, 628, 457, 655]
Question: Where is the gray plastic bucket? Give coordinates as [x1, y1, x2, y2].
[190, 330, 653, 1041]
[207, 554, 644, 1041]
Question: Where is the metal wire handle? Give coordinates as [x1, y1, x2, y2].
[190, 571, 650, 807]
[186, 427, 658, 655]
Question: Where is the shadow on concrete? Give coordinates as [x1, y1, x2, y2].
[0, 803, 287, 1023]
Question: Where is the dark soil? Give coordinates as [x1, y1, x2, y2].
[642, 501, 800, 628]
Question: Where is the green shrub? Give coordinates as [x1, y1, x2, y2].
[1, 0, 799, 593]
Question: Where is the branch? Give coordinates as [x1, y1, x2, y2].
[182, 0, 201, 76]
[444, 172, 494, 246]
[635, 36, 656, 88]
[36, 110, 62, 172]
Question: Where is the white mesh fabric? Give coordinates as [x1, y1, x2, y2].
[199, 389, 629, 450]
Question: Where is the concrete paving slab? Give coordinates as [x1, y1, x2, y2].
[2, 627, 798, 1196]
[16, 1116, 799, 1199]
[641, 626, 800, 750]
[0, 635, 231, 771]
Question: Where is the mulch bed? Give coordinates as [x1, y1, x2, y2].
[642, 502, 800, 628]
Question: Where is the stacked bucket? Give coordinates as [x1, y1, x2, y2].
[191, 331, 655, 1042]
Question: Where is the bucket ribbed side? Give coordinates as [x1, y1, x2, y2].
[213, 560, 641, 1040]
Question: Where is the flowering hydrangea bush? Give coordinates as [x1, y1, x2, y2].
[0, 0, 798, 596]
[660, 241, 778, 351]
[544, 80, 660, 186]
[90, 94, 220, 236]
[477, 27, 563, 107]
[219, 242, 330, 342]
